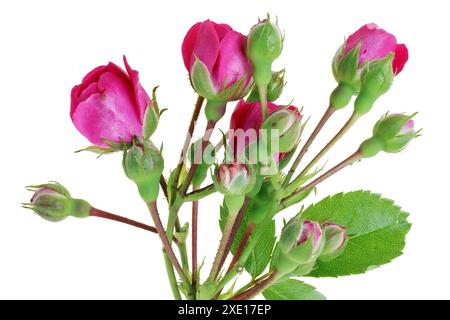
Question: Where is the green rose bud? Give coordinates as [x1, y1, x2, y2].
[123, 142, 164, 202]
[23, 182, 91, 222]
[319, 223, 347, 262]
[274, 218, 324, 275]
[261, 106, 302, 153]
[213, 163, 256, 196]
[330, 45, 360, 109]
[360, 113, 419, 158]
[246, 16, 283, 88]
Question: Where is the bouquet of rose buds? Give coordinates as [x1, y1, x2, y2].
[23, 16, 418, 300]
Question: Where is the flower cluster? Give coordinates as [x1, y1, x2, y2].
[23, 16, 418, 301]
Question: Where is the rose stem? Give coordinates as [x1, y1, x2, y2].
[146, 201, 193, 294]
[283, 105, 336, 187]
[231, 271, 279, 300]
[179, 120, 216, 196]
[89, 207, 157, 234]
[173, 95, 204, 187]
[282, 150, 362, 205]
[209, 197, 251, 282]
[288, 111, 360, 191]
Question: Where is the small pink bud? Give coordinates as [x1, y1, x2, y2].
[297, 220, 323, 254]
[319, 223, 347, 259]
[214, 163, 255, 195]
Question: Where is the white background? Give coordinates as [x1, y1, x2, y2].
[1, 0, 448, 299]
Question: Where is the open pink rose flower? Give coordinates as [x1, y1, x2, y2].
[182, 20, 253, 100]
[344, 23, 408, 75]
[229, 100, 301, 161]
[70, 56, 151, 147]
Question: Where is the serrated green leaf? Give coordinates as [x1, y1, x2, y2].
[220, 204, 276, 279]
[302, 190, 411, 277]
[262, 279, 326, 300]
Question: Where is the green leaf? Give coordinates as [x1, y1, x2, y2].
[263, 279, 325, 300]
[220, 204, 276, 279]
[302, 190, 411, 277]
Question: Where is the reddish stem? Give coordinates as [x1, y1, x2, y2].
[226, 223, 256, 273]
[90, 208, 157, 234]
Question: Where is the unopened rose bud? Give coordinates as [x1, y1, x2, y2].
[331, 23, 408, 110]
[319, 223, 347, 261]
[213, 163, 255, 196]
[246, 16, 283, 88]
[360, 113, 419, 158]
[247, 69, 286, 103]
[262, 106, 302, 153]
[182, 20, 253, 121]
[23, 183, 91, 222]
[123, 142, 164, 202]
[274, 218, 324, 275]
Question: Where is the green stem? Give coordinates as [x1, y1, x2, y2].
[179, 120, 216, 196]
[183, 184, 216, 202]
[258, 84, 268, 120]
[174, 95, 205, 187]
[214, 215, 273, 294]
[163, 251, 182, 300]
[146, 201, 193, 294]
[287, 111, 360, 193]
[208, 210, 239, 282]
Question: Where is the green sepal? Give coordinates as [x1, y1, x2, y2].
[122, 142, 164, 202]
[332, 44, 361, 92]
[354, 53, 395, 115]
[190, 58, 217, 100]
[26, 181, 71, 198]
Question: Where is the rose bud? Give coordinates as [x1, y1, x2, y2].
[261, 106, 302, 153]
[182, 20, 253, 122]
[319, 223, 347, 262]
[331, 23, 408, 110]
[360, 113, 419, 158]
[246, 16, 283, 89]
[71, 56, 151, 148]
[274, 218, 324, 275]
[23, 182, 91, 222]
[123, 142, 164, 202]
[213, 162, 256, 220]
[213, 163, 255, 196]
[247, 69, 286, 103]
[229, 100, 301, 170]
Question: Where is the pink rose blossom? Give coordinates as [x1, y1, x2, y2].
[70, 56, 150, 147]
[182, 20, 253, 98]
[344, 23, 408, 75]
